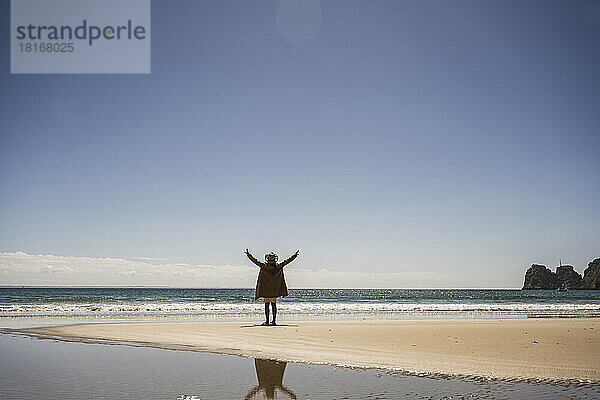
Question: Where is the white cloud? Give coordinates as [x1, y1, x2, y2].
[127, 256, 168, 262]
[0, 252, 447, 288]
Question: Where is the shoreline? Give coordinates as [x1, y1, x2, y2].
[14, 318, 600, 383]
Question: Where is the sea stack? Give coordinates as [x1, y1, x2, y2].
[555, 265, 582, 289]
[522, 264, 559, 290]
[581, 258, 600, 289]
[522, 258, 600, 290]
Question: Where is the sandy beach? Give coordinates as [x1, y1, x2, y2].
[20, 318, 600, 383]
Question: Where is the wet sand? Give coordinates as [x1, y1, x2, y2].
[5, 332, 598, 399]
[20, 318, 600, 382]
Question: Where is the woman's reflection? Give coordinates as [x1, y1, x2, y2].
[245, 358, 297, 400]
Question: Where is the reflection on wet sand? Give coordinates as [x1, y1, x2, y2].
[245, 358, 297, 400]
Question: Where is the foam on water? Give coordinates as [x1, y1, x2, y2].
[2, 301, 600, 318]
[2, 288, 599, 318]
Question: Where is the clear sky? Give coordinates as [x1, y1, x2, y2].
[1, 0, 599, 288]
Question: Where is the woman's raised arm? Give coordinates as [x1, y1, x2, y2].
[245, 249, 266, 268]
[278, 250, 299, 268]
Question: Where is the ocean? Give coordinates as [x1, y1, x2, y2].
[1, 287, 599, 319]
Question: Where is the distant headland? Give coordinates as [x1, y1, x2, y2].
[522, 257, 600, 290]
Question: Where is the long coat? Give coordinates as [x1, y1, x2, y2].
[246, 252, 298, 300]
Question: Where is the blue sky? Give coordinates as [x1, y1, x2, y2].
[1, 0, 599, 287]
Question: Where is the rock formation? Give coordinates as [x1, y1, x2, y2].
[581, 258, 600, 290]
[522, 264, 559, 290]
[522, 258, 599, 290]
[555, 265, 583, 289]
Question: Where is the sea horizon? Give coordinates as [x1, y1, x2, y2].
[3, 287, 599, 320]
[0, 285, 524, 289]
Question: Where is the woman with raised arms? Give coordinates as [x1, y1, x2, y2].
[245, 249, 299, 326]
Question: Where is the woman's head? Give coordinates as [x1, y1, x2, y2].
[264, 252, 278, 263]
